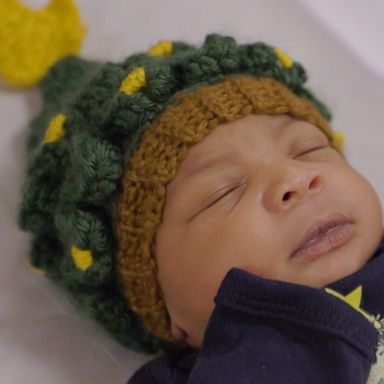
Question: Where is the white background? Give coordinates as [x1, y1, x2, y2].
[1, 0, 383, 383]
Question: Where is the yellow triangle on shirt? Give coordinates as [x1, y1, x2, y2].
[325, 285, 373, 322]
[344, 286, 362, 309]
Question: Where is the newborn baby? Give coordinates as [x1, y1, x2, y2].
[155, 113, 383, 348]
[16, 34, 384, 383]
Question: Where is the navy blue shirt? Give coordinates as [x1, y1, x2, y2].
[129, 242, 384, 383]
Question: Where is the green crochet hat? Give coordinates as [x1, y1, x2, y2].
[17, 34, 345, 356]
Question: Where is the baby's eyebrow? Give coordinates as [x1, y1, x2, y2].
[178, 151, 237, 184]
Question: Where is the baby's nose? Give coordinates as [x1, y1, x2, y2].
[262, 163, 323, 213]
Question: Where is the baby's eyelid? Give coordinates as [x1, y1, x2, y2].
[294, 142, 330, 158]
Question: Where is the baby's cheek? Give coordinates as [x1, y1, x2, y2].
[235, 261, 279, 280]
[351, 168, 383, 225]
[179, 278, 218, 335]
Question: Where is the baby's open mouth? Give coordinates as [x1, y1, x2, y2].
[291, 212, 354, 261]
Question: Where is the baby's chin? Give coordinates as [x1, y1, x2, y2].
[294, 250, 373, 289]
[242, 254, 369, 289]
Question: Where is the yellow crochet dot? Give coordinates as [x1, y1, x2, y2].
[71, 246, 93, 271]
[31, 266, 45, 275]
[0, 0, 87, 87]
[333, 131, 346, 152]
[147, 40, 173, 56]
[44, 113, 66, 143]
[274, 47, 294, 69]
[119, 67, 147, 95]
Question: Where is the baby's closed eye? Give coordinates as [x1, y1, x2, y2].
[295, 144, 331, 158]
[203, 180, 246, 210]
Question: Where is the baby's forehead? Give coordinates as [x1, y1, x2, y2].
[171, 115, 329, 185]
[187, 115, 328, 159]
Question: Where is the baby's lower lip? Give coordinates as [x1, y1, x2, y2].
[291, 222, 354, 261]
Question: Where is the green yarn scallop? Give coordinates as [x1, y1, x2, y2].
[66, 133, 123, 205]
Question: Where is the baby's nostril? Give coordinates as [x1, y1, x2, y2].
[309, 176, 321, 190]
[282, 191, 292, 201]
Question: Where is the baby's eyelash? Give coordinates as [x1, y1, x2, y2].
[205, 180, 246, 209]
[210, 185, 239, 204]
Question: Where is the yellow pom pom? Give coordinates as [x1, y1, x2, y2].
[31, 266, 45, 275]
[71, 246, 93, 271]
[332, 131, 346, 152]
[119, 67, 147, 95]
[273, 47, 293, 69]
[148, 40, 173, 56]
[0, 0, 87, 87]
[44, 113, 66, 143]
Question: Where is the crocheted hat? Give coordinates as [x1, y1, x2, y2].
[17, 33, 345, 356]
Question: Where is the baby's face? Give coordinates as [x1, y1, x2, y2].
[155, 114, 383, 348]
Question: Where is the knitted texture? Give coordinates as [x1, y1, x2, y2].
[17, 34, 342, 355]
[0, 0, 86, 87]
